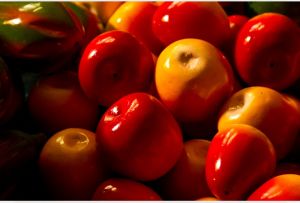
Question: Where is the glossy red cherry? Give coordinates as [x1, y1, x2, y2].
[206, 124, 276, 200]
[222, 15, 249, 64]
[96, 92, 183, 181]
[235, 13, 300, 90]
[79, 30, 155, 107]
[92, 178, 161, 200]
[28, 71, 100, 133]
[248, 174, 300, 200]
[152, 2, 230, 48]
[157, 139, 212, 200]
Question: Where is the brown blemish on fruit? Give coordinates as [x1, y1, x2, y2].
[179, 52, 195, 66]
[64, 133, 89, 147]
[228, 95, 244, 111]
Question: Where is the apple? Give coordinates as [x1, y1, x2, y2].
[152, 2, 230, 48]
[222, 15, 249, 65]
[0, 58, 23, 125]
[106, 2, 164, 56]
[28, 71, 100, 134]
[156, 139, 212, 200]
[96, 92, 183, 181]
[0, 2, 86, 74]
[63, 2, 102, 49]
[206, 124, 276, 200]
[39, 128, 108, 200]
[235, 13, 300, 90]
[197, 197, 218, 201]
[155, 38, 235, 138]
[0, 2, 84, 60]
[84, 2, 123, 25]
[79, 30, 155, 107]
[218, 86, 300, 160]
[92, 178, 161, 200]
[248, 174, 300, 200]
[281, 94, 300, 162]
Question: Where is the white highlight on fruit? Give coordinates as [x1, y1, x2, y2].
[260, 185, 282, 199]
[127, 99, 139, 113]
[165, 58, 171, 69]
[249, 22, 265, 32]
[105, 185, 117, 192]
[56, 136, 64, 145]
[116, 17, 122, 24]
[3, 18, 22, 25]
[112, 106, 119, 115]
[96, 36, 115, 45]
[223, 129, 237, 146]
[162, 14, 169, 23]
[215, 158, 221, 171]
[19, 3, 42, 12]
[112, 123, 121, 132]
[88, 49, 97, 59]
[186, 57, 200, 70]
[244, 36, 251, 45]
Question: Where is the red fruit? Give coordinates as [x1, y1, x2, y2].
[228, 15, 249, 40]
[235, 13, 300, 90]
[218, 86, 300, 160]
[206, 124, 276, 200]
[248, 174, 300, 200]
[79, 30, 155, 107]
[39, 128, 108, 200]
[28, 71, 99, 133]
[107, 2, 164, 55]
[92, 178, 161, 200]
[96, 92, 183, 181]
[152, 2, 230, 48]
[157, 139, 212, 200]
[155, 38, 236, 139]
[222, 15, 249, 63]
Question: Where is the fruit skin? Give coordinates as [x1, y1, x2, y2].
[79, 30, 155, 107]
[39, 128, 108, 200]
[63, 2, 102, 49]
[155, 38, 235, 137]
[96, 92, 183, 181]
[206, 124, 276, 200]
[218, 86, 300, 160]
[152, 2, 230, 48]
[106, 2, 164, 55]
[222, 15, 249, 64]
[28, 71, 100, 134]
[92, 178, 161, 200]
[157, 139, 212, 200]
[84, 2, 123, 25]
[235, 13, 300, 90]
[197, 197, 218, 201]
[0, 2, 84, 59]
[248, 174, 300, 200]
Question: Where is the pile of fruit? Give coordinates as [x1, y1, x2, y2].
[0, 1, 300, 200]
